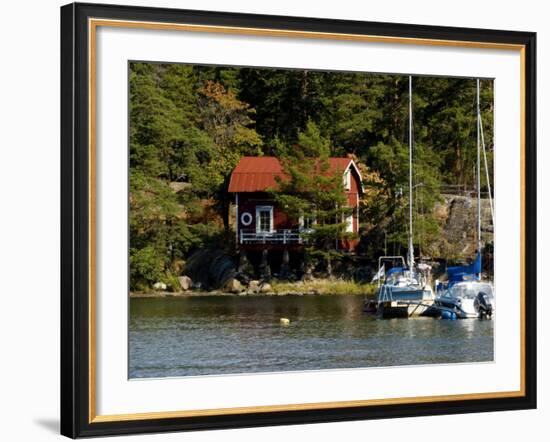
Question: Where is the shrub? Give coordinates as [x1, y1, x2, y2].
[130, 246, 164, 290]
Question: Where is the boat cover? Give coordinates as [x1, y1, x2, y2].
[386, 266, 405, 276]
[446, 252, 482, 284]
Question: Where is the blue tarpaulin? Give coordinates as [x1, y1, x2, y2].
[386, 267, 405, 276]
[446, 252, 482, 283]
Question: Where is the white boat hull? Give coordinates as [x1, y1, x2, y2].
[374, 286, 435, 318]
[433, 281, 495, 319]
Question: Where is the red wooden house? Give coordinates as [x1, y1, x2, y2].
[228, 156, 363, 252]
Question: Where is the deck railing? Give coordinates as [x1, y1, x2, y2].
[239, 229, 305, 244]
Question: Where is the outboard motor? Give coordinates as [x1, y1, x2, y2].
[474, 292, 493, 318]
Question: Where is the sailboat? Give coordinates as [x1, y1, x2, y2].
[366, 76, 435, 318]
[431, 79, 495, 319]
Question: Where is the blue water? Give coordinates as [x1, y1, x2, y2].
[129, 295, 494, 378]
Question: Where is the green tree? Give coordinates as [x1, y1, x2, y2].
[128, 61, 495, 289]
[196, 80, 263, 229]
[128, 64, 263, 289]
[361, 76, 443, 259]
[271, 122, 356, 276]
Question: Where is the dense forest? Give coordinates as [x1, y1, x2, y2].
[129, 61, 494, 290]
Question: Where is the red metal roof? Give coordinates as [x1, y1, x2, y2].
[228, 156, 355, 193]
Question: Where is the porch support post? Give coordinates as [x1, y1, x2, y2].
[237, 249, 253, 283]
[280, 248, 291, 280]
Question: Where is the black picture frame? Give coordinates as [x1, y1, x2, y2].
[61, 2, 537, 438]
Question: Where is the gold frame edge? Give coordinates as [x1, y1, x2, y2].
[87, 18, 527, 424]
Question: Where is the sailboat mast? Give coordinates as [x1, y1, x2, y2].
[408, 75, 414, 270]
[476, 78, 482, 280]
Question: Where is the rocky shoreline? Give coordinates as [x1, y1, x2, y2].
[130, 278, 377, 298]
[129, 290, 348, 298]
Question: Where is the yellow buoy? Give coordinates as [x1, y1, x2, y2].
[280, 317, 290, 325]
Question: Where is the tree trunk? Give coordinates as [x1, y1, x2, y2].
[326, 253, 333, 279]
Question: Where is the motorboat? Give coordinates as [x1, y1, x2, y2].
[431, 253, 494, 319]
[431, 79, 495, 320]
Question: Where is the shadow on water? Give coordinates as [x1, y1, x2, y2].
[129, 295, 494, 379]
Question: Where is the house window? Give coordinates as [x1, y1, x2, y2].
[343, 170, 351, 190]
[300, 215, 316, 231]
[299, 208, 316, 231]
[256, 206, 273, 233]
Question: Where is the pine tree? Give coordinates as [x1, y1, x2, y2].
[270, 122, 356, 276]
[128, 61, 494, 289]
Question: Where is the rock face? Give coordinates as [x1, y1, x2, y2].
[153, 282, 167, 291]
[224, 278, 244, 293]
[431, 195, 493, 259]
[178, 276, 192, 291]
[259, 283, 272, 293]
[184, 250, 236, 290]
[248, 280, 261, 294]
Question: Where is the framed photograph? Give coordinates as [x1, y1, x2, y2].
[60, 2, 537, 438]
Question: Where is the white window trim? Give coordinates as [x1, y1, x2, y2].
[343, 170, 351, 191]
[256, 205, 274, 233]
[343, 160, 362, 181]
[299, 208, 317, 231]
